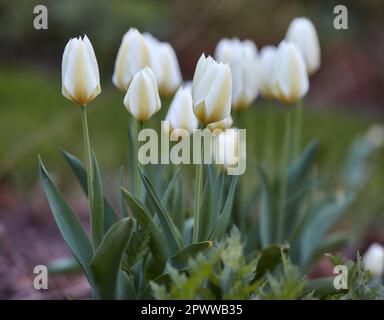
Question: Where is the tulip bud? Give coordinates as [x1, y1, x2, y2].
[112, 28, 151, 92]
[145, 34, 182, 96]
[258, 46, 277, 99]
[286, 17, 321, 75]
[163, 86, 198, 138]
[215, 128, 246, 175]
[124, 67, 161, 121]
[363, 243, 384, 277]
[215, 38, 258, 110]
[192, 54, 232, 125]
[62, 35, 101, 105]
[270, 41, 309, 105]
[207, 115, 233, 132]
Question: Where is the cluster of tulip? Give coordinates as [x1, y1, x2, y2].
[61, 17, 320, 174]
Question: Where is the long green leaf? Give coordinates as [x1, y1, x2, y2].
[139, 168, 182, 253]
[39, 158, 94, 286]
[90, 218, 133, 299]
[208, 176, 238, 240]
[122, 188, 168, 265]
[161, 167, 180, 206]
[119, 167, 128, 218]
[166, 241, 213, 271]
[62, 150, 118, 231]
[91, 153, 104, 249]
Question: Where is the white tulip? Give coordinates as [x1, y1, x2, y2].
[363, 243, 384, 277]
[123, 67, 161, 121]
[163, 86, 198, 138]
[258, 46, 277, 99]
[192, 54, 232, 124]
[112, 28, 151, 92]
[215, 38, 258, 110]
[270, 41, 309, 104]
[145, 33, 182, 96]
[62, 35, 101, 105]
[286, 17, 321, 75]
[207, 115, 233, 132]
[215, 128, 245, 174]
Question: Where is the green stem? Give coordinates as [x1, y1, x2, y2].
[193, 125, 204, 243]
[293, 99, 303, 160]
[265, 103, 275, 177]
[80, 105, 95, 249]
[136, 120, 144, 200]
[277, 108, 292, 243]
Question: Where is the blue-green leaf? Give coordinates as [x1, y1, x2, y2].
[90, 218, 133, 299]
[91, 153, 104, 249]
[39, 158, 94, 286]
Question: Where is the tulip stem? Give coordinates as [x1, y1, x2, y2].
[293, 99, 303, 160]
[277, 108, 292, 243]
[193, 125, 204, 243]
[136, 120, 144, 200]
[80, 105, 95, 249]
[265, 103, 276, 177]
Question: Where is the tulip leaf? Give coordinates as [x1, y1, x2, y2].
[165, 241, 213, 272]
[91, 153, 104, 249]
[208, 175, 238, 240]
[161, 167, 180, 207]
[90, 217, 133, 300]
[139, 168, 183, 253]
[121, 188, 168, 265]
[39, 158, 94, 286]
[288, 140, 319, 188]
[119, 166, 128, 218]
[62, 150, 118, 231]
[255, 244, 283, 279]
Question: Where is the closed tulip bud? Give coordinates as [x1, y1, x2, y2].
[192, 54, 232, 125]
[270, 41, 309, 105]
[163, 86, 198, 138]
[259, 46, 277, 99]
[112, 28, 151, 92]
[363, 243, 384, 277]
[286, 17, 321, 75]
[124, 67, 161, 121]
[62, 35, 101, 105]
[145, 34, 182, 96]
[215, 38, 258, 110]
[207, 115, 233, 132]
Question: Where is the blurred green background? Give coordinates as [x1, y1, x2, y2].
[0, 0, 384, 231]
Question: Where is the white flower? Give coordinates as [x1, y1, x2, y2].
[192, 54, 232, 124]
[123, 67, 161, 121]
[270, 41, 309, 104]
[363, 243, 384, 277]
[163, 86, 198, 138]
[215, 38, 259, 110]
[286, 17, 321, 75]
[145, 33, 182, 96]
[258, 46, 277, 99]
[62, 35, 101, 105]
[215, 128, 245, 173]
[207, 115, 233, 132]
[112, 28, 151, 92]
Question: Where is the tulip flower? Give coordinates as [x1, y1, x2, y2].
[258, 46, 277, 99]
[124, 67, 161, 122]
[62, 35, 101, 105]
[112, 28, 151, 92]
[163, 86, 198, 138]
[286, 17, 321, 75]
[215, 38, 258, 110]
[363, 243, 384, 277]
[192, 54, 232, 125]
[145, 33, 182, 96]
[207, 115, 233, 132]
[270, 41, 309, 105]
[215, 128, 246, 175]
